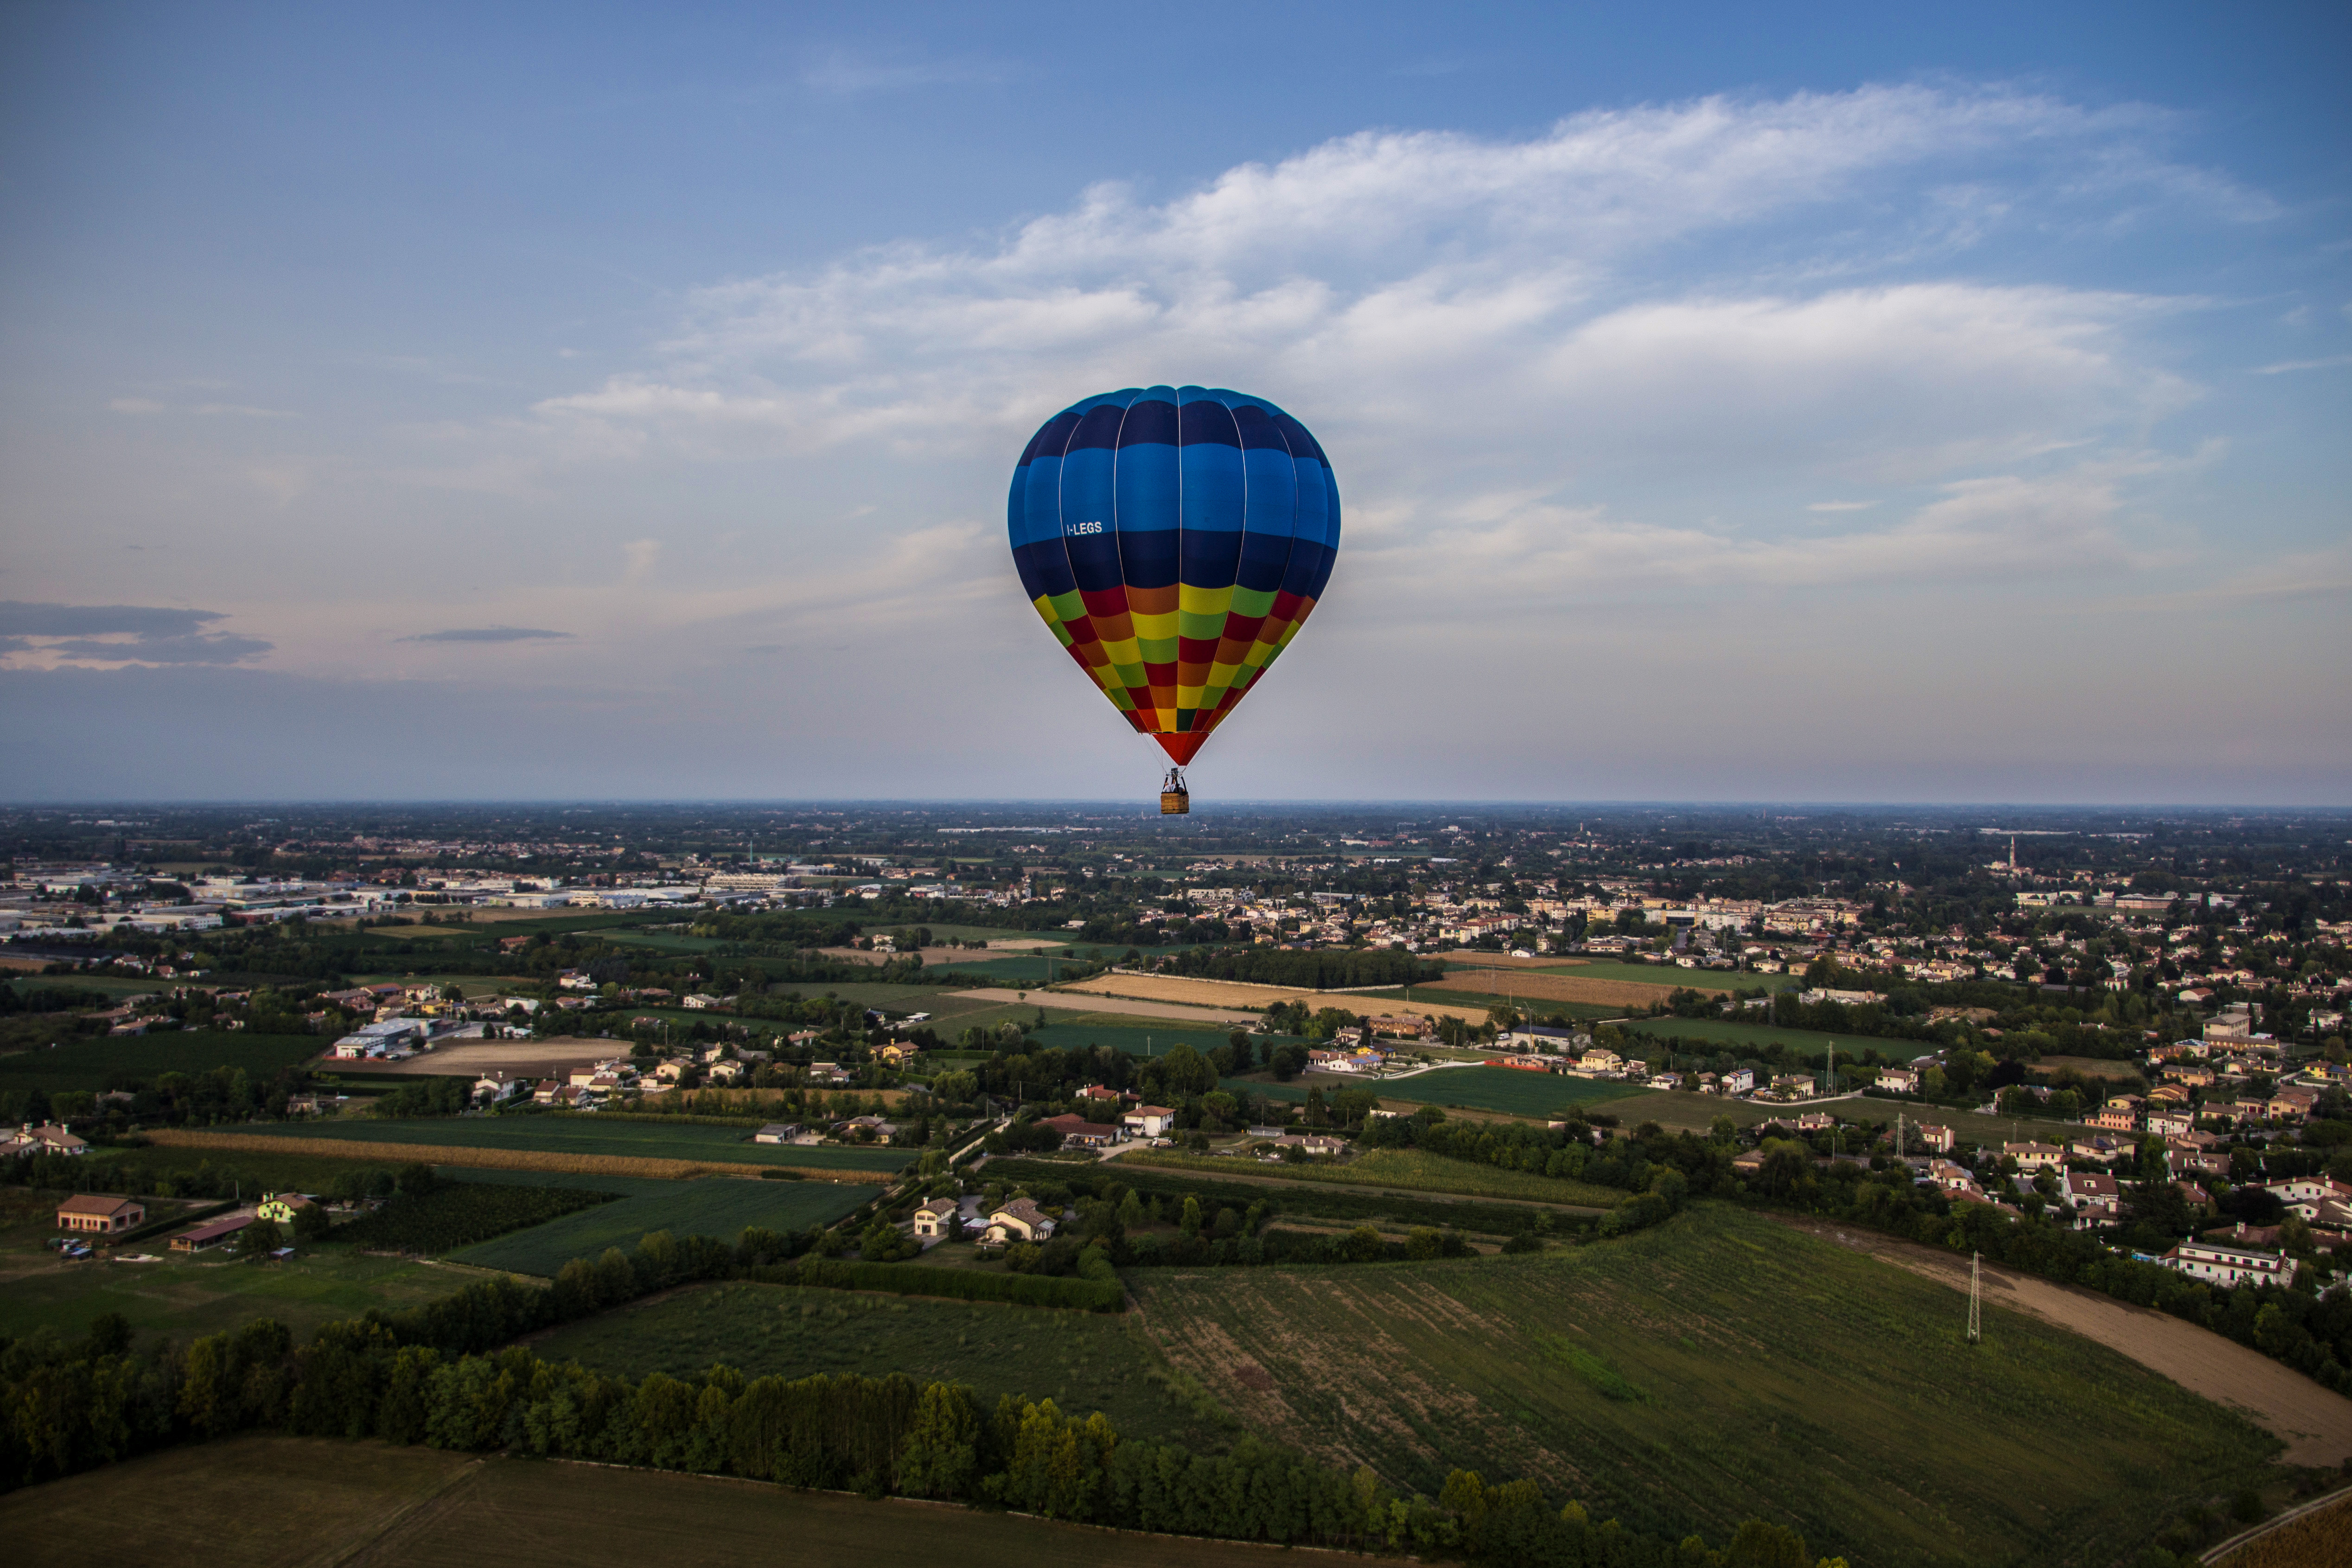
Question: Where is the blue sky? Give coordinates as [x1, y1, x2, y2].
[2, 1, 2346, 803]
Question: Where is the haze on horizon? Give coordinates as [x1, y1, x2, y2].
[1, 2, 2346, 806]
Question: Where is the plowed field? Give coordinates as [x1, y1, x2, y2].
[1428, 966, 1728, 1006]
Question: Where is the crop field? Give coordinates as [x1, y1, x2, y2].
[213, 1115, 913, 1173]
[427, 1165, 677, 1197]
[989, 1156, 1595, 1231]
[84, 1141, 412, 1195]
[452, 1177, 880, 1275]
[1364, 986, 1622, 1021]
[0, 1030, 323, 1091]
[931, 955, 1070, 983]
[1052, 972, 1497, 1025]
[1, 1436, 1291, 1568]
[1124, 1147, 1623, 1208]
[4, 974, 166, 1000]
[1132, 1204, 2277, 1568]
[0, 1242, 453, 1344]
[1026, 1021, 1249, 1057]
[534, 1281, 1230, 1447]
[333, 1181, 619, 1254]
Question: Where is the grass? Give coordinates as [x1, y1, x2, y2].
[0, 1435, 1292, 1568]
[219, 1115, 913, 1173]
[1025, 1022, 1248, 1057]
[427, 1165, 678, 1197]
[1132, 1204, 2280, 1567]
[334, 1181, 620, 1254]
[533, 1280, 1230, 1448]
[1362, 988, 1623, 1021]
[1122, 1147, 1623, 1208]
[1372, 1065, 1650, 1117]
[452, 1178, 880, 1275]
[85, 1141, 410, 1196]
[0, 1030, 323, 1091]
[0, 1242, 455, 1345]
[4, 974, 167, 1000]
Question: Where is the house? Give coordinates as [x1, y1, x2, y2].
[2087, 1101, 2139, 1133]
[1122, 1105, 1177, 1139]
[805, 1061, 852, 1087]
[2159, 1240, 2297, 1288]
[1263, 1134, 1346, 1157]
[1928, 1159, 1979, 1194]
[472, 1074, 527, 1103]
[3, 1122, 89, 1159]
[2145, 1109, 2194, 1138]
[256, 1192, 315, 1225]
[682, 993, 724, 1010]
[1914, 1123, 1955, 1154]
[1504, 1025, 1582, 1054]
[558, 969, 597, 991]
[2067, 1135, 2126, 1165]
[2003, 1141, 2065, 1172]
[835, 1115, 902, 1144]
[1719, 1067, 1755, 1095]
[753, 1122, 804, 1145]
[1876, 1067, 1921, 1094]
[2059, 1172, 2122, 1228]
[2264, 1176, 2352, 1219]
[982, 1198, 1057, 1244]
[912, 1197, 959, 1239]
[56, 1194, 144, 1233]
[706, 1060, 745, 1084]
[1367, 1013, 1435, 1039]
[1040, 1113, 1121, 1149]
[169, 1213, 255, 1252]
[1579, 1048, 1626, 1075]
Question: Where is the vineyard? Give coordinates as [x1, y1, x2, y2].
[333, 1180, 619, 1254]
[451, 1177, 880, 1277]
[1129, 1203, 2277, 1567]
[985, 1157, 1593, 1234]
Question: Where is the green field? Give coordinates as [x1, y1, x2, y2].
[229, 1116, 913, 1173]
[533, 1280, 1229, 1448]
[1026, 1022, 1247, 1057]
[1364, 988, 1622, 1021]
[0, 1030, 324, 1091]
[1122, 1147, 1622, 1208]
[1436, 958, 1794, 992]
[1620, 1014, 1912, 1063]
[1133, 1204, 2276, 1566]
[1368, 1065, 1648, 1116]
[451, 1178, 880, 1275]
[0, 1435, 1286, 1568]
[86, 1141, 413, 1196]
[4, 974, 167, 1000]
[427, 1165, 679, 1197]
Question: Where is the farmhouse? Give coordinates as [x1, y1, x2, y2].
[3, 1122, 89, 1158]
[1875, 1067, 1921, 1094]
[983, 1198, 1057, 1244]
[912, 1197, 959, 1239]
[56, 1194, 144, 1233]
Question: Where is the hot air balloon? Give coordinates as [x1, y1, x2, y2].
[1007, 385, 1339, 813]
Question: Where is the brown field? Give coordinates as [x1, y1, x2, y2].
[0, 1436, 1297, 1568]
[1774, 1215, 2352, 1467]
[329, 1038, 617, 1077]
[1048, 973, 1496, 1026]
[960, 984, 1263, 1024]
[146, 1128, 779, 1182]
[2215, 1490, 2352, 1566]
[1430, 967, 1729, 1007]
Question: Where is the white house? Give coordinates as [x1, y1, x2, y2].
[912, 1197, 959, 1239]
[982, 1198, 1057, 1244]
[2160, 1240, 2297, 1288]
[1122, 1105, 1177, 1139]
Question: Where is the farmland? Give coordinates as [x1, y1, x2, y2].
[1620, 1014, 1917, 1062]
[988, 1156, 1597, 1232]
[0, 1435, 1291, 1568]
[1122, 1147, 1623, 1208]
[0, 1029, 323, 1091]
[451, 1177, 879, 1275]
[1423, 967, 1728, 1010]
[212, 1115, 913, 1173]
[1130, 1204, 2277, 1567]
[533, 1281, 1230, 1448]
[333, 1180, 619, 1254]
[83, 1140, 413, 1196]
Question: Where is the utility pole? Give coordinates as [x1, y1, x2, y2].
[1967, 1252, 1982, 1345]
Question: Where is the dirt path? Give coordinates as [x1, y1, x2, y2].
[1773, 1216, 2352, 1466]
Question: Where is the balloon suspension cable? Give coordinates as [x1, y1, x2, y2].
[1159, 766, 1191, 816]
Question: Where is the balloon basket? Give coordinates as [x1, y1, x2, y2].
[1159, 765, 1189, 815]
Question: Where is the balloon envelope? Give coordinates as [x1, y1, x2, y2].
[1007, 386, 1339, 765]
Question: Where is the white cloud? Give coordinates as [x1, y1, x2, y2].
[2251, 354, 2352, 374]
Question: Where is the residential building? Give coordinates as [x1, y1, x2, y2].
[2059, 1172, 2122, 1228]
[1040, 1113, 1122, 1148]
[1876, 1066, 1921, 1094]
[2159, 1240, 2297, 1289]
[753, 1122, 804, 1144]
[2004, 1141, 2065, 1172]
[56, 1194, 144, 1233]
[3, 1122, 89, 1158]
[982, 1198, 1057, 1244]
[912, 1198, 959, 1239]
[1122, 1105, 1177, 1139]
[1914, 1123, 1955, 1154]
[256, 1192, 314, 1225]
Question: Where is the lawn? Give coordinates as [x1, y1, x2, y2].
[1132, 1204, 2279, 1567]
[0, 1030, 323, 1091]
[451, 1178, 879, 1275]
[0, 1436, 1290, 1568]
[227, 1115, 913, 1173]
[533, 1280, 1230, 1448]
